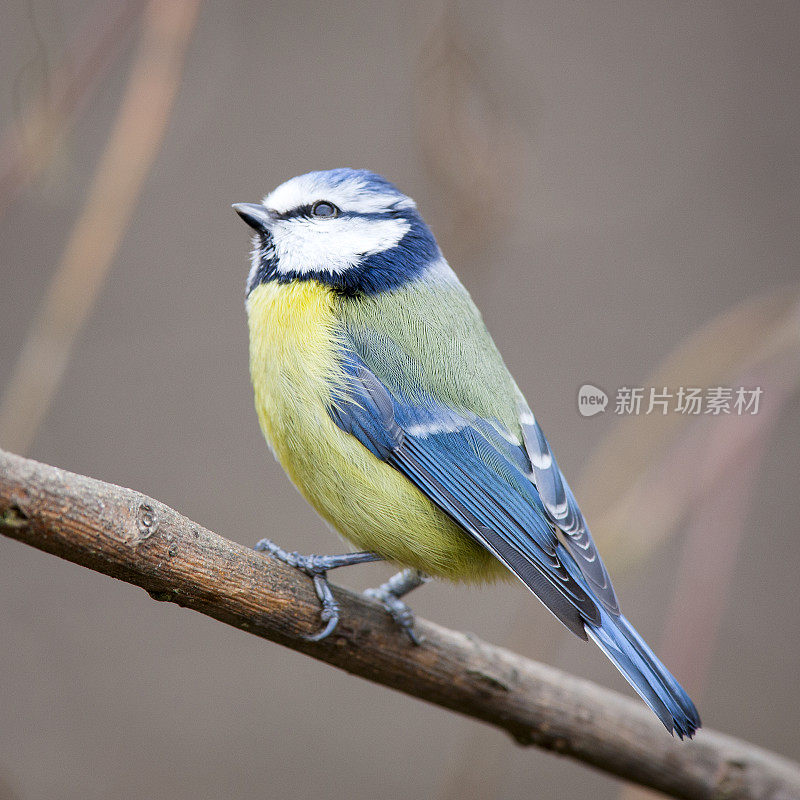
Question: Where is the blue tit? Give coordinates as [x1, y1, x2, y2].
[233, 169, 700, 739]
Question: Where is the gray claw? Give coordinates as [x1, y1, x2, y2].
[364, 585, 422, 645]
[254, 538, 381, 641]
[304, 611, 340, 642]
[363, 568, 428, 644]
[303, 573, 341, 641]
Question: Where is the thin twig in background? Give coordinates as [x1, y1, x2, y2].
[2, 448, 800, 800]
[576, 289, 800, 695]
[413, 3, 530, 262]
[575, 288, 800, 697]
[660, 355, 797, 690]
[0, 0, 147, 218]
[577, 287, 800, 567]
[0, 0, 201, 455]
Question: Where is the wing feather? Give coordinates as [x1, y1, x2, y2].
[329, 354, 601, 636]
[519, 408, 619, 612]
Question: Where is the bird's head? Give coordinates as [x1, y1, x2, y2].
[234, 169, 442, 296]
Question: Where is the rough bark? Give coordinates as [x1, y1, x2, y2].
[1, 448, 798, 800]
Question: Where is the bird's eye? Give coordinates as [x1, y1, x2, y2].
[311, 201, 339, 218]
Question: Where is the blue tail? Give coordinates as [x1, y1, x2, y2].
[586, 609, 701, 739]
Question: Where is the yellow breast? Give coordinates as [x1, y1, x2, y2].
[247, 279, 343, 450]
[246, 280, 506, 582]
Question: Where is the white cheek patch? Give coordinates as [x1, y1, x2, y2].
[272, 216, 410, 275]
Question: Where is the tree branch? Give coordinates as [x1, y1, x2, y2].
[1, 449, 797, 800]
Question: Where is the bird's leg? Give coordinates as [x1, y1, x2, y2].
[364, 568, 430, 645]
[254, 538, 383, 641]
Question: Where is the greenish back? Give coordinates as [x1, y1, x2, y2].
[335, 280, 524, 436]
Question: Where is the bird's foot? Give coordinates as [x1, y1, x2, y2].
[363, 568, 430, 645]
[254, 538, 382, 641]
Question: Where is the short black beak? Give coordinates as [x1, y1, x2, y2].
[232, 202, 274, 232]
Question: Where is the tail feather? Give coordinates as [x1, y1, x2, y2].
[586, 610, 701, 739]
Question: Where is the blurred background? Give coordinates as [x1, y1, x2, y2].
[1, 1, 799, 798]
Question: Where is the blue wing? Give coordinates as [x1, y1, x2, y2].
[328, 350, 700, 738]
[519, 408, 620, 613]
[328, 353, 599, 638]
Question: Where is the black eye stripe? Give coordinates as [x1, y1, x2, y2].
[273, 202, 342, 220]
[275, 206, 401, 222]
